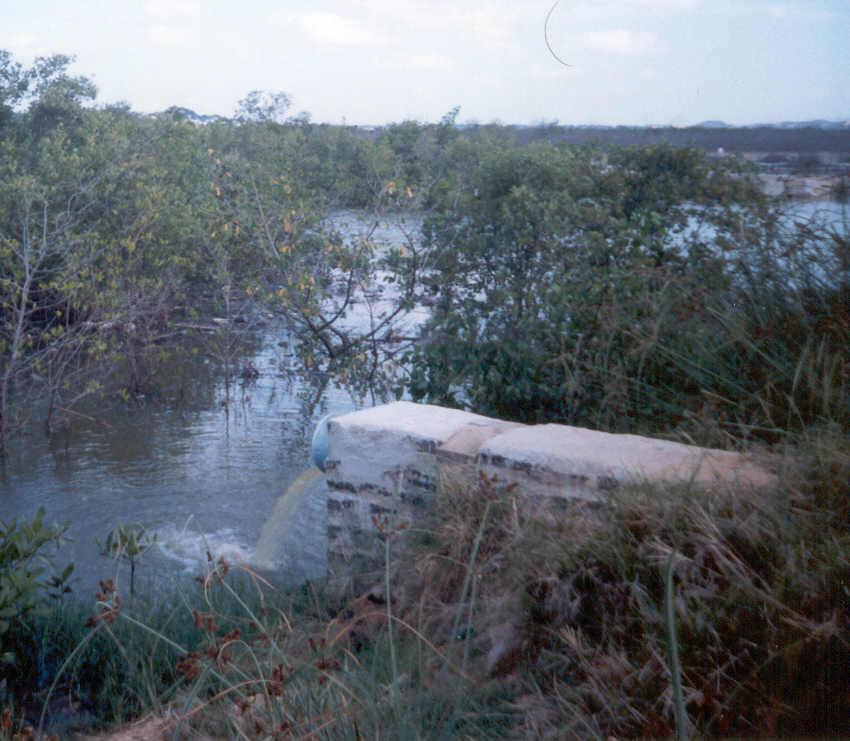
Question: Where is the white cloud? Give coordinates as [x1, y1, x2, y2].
[622, 0, 701, 8]
[580, 0, 700, 10]
[278, 11, 389, 48]
[764, 3, 836, 21]
[383, 53, 453, 71]
[146, 24, 191, 48]
[527, 60, 579, 81]
[142, 0, 201, 49]
[582, 30, 658, 55]
[0, 31, 48, 60]
[353, 0, 523, 45]
[143, 0, 201, 21]
[14, 31, 36, 48]
[568, 0, 701, 21]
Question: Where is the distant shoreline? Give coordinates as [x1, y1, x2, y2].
[759, 173, 848, 201]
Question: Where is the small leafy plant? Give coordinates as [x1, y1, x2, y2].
[99, 524, 157, 597]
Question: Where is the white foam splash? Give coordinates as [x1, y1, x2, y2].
[155, 521, 254, 572]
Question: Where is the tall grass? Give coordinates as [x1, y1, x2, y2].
[615, 208, 849, 447]
[509, 432, 848, 738]
[3, 548, 512, 738]
[1, 566, 327, 733]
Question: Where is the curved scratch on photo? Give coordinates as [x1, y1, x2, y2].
[545, 0, 572, 67]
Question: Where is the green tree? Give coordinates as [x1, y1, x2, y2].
[408, 141, 825, 440]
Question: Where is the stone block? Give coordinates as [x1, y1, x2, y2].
[479, 423, 775, 502]
[326, 402, 494, 568]
[326, 401, 493, 498]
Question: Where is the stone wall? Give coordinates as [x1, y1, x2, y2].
[323, 401, 774, 577]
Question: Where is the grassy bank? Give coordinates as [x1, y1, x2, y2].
[2, 426, 847, 739]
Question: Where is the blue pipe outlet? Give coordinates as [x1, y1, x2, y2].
[311, 413, 334, 472]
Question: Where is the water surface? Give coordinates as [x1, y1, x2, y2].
[0, 212, 421, 595]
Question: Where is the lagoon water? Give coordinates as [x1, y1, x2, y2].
[0, 211, 422, 596]
[0, 324, 359, 595]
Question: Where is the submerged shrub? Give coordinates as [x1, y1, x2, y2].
[410, 142, 848, 445]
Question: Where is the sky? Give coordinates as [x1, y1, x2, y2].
[1, 0, 848, 126]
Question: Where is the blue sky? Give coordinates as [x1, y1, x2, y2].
[1, 0, 847, 125]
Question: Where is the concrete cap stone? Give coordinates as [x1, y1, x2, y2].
[438, 420, 526, 461]
[480, 423, 775, 489]
[330, 401, 494, 444]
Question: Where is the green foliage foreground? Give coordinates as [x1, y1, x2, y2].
[0, 508, 72, 667]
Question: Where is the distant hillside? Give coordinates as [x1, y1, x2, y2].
[696, 119, 849, 131]
[503, 124, 850, 153]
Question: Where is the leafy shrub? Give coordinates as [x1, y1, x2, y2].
[0, 507, 72, 666]
[410, 142, 848, 444]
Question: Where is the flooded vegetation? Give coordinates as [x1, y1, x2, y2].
[0, 203, 425, 589]
[0, 35, 847, 740]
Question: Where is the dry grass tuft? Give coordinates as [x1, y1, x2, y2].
[378, 430, 850, 738]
